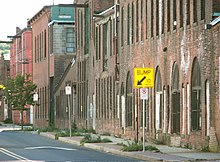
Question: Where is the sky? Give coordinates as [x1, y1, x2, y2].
[0, 0, 74, 41]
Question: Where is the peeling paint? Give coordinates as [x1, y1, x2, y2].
[180, 32, 190, 77]
[180, 3, 190, 77]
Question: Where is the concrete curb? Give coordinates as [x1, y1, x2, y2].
[58, 136, 192, 162]
[40, 132, 56, 140]
[38, 133, 211, 162]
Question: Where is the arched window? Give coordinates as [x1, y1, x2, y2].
[171, 63, 180, 134]
[191, 58, 201, 131]
[126, 72, 133, 127]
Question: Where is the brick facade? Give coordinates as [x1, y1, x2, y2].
[57, 0, 220, 152]
[9, 27, 33, 125]
[28, 5, 75, 128]
[0, 54, 9, 121]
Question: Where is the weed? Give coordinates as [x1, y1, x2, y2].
[80, 134, 112, 145]
[121, 142, 159, 152]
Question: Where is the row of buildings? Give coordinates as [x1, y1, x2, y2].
[2, 0, 220, 152]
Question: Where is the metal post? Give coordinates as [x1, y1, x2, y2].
[65, 85, 72, 137]
[68, 94, 71, 137]
[143, 98, 145, 152]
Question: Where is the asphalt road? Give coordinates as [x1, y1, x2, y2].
[0, 131, 142, 162]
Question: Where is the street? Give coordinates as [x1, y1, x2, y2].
[0, 131, 142, 162]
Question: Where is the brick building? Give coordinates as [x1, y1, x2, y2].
[9, 27, 33, 124]
[0, 54, 10, 121]
[53, 0, 220, 152]
[28, 5, 75, 128]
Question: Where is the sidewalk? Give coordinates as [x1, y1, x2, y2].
[0, 123, 22, 132]
[40, 132, 220, 162]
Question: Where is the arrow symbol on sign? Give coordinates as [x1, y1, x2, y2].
[137, 76, 146, 85]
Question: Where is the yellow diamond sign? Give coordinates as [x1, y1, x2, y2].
[133, 68, 154, 88]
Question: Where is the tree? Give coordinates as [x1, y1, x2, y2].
[0, 43, 10, 54]
[4, 74, 37, 130]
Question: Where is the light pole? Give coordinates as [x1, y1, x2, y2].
[65, 84, 72, 137]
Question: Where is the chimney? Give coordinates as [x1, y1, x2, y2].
[16, 27, 21, 33]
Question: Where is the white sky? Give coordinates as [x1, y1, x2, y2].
[0, 0, 74, 41]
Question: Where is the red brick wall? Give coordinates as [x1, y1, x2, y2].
[30, 7, 51, 128]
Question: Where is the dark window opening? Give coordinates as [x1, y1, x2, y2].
[151, 0, 154, 37]
[173, 0, 177, 30]
[136, 0, 139, 42]
[127, 4, 130, 45]
[156, 0, 159, 36]
[193, 0, 197, 23]
[167, 0, 170, 32]
[201, 0, 205, 20]
[180, 0, 183, 28]
[187, 0, 190, 25]
[132, 2, 134, 44]
[121, 7, 124, 47]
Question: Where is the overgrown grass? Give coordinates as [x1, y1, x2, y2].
[3, 118, 13, 124]
[121, 141, 159, 152]
[101, 132, 111, 136]
[37, 126, 57, 132]
[80, 134, 112, 145]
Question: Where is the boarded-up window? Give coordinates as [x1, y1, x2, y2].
[191, 58, 201, 131]
[126, 72, 133, 127]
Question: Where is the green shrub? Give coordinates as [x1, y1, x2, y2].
[101, 138, 112, 143]
[101, 132, 111, 136]
[80, 134, 112, 145]
[77, 128, 96, 134]
[145, 145, 159, 151]
[4, 118, 13, 124]
[121, 142, 159, 152]
[38, 127, 52, 132]
[23, 127, 34, 131]
[201, 146, 209, 152]
[121, 142, 142, 151]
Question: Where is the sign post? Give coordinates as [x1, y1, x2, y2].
[65, 85, 72, 137]
[134, 68, 154, 152]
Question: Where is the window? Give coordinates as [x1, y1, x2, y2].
[193, 0, 197, 23]
[167, 0, 170, 32]
[103, 23, 108, 70]
[172, 63, 180, 134]
[161, 0, 164, 34]
[80, 11, 83, 48]
[145, 0, 148, 39]
[156, 0, 159, 36]
[66, 28, 75, 53]
[151, 0, 154, 37]
[187, 0, 190, 25]
[126, 72, 133, 127]
[110, 19, 113, 56]
[127, 4, 130, 45]
[180, 0, 183, 28]
[44, 30, 46, 58]
[136, 0, 139, 42]
[201, 0, 205, 20]
[141, 0, 143, 41]
[85, 7, 89, 54]
[121, 7, 124, 47]
[34, 37, 37, 62]
[95, 26, 99, 60]
[132, 2, 134, 44]
[191, 58, 201, 131]
[173, 0, 177, 30]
